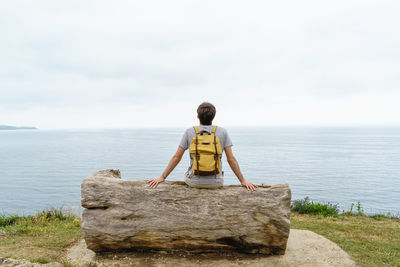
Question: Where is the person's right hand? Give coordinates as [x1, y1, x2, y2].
[241, 180, 258, 191]
[147, 177, 165, 188]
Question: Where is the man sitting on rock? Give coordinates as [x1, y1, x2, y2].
[148, 102, 257, 191]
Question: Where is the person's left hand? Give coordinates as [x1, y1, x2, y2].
[147, 177, 165, 188]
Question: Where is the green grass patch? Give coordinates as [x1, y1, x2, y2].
[370, 213, 400, 220]
[291, 212, 400, 267]
[291, 197, 339, 216]
[341, 201, 366, 216]
[291, 197, 400, 219]
[290, 198, 400, 266]
[0, 214, 23, 227]
[29, 257, 51, 264]
[0, 207, 82, 263]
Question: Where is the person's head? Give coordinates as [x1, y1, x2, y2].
[197, 102, 216, 125]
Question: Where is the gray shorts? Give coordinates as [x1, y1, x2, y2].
[184, 170, 223, 189]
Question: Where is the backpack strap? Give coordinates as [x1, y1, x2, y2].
[193, 126, 200, 177]
[193, 126, 200, 135]
[212, 126, 218, 178]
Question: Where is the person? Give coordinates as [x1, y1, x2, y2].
[147, 102, 257, 191]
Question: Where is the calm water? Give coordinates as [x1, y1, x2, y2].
[0, 127, 399, 215]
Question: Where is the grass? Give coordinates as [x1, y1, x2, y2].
[0, 204, 399, 266]
[0, 207, 82, 263]
[0, 214, 23, 227]
[291, 213, 400, 267]
[290, 198, 400, 267]
[29, 257, 51, 264]
[291, 197, 399, 219]
[291, 196, 339, 216]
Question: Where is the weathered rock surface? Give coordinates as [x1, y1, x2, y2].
[0, 258, 63, 267]
[81, 169, 291, 255]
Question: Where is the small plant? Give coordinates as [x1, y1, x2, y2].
[291, 197, 339, 216]
[370, 214, 387, 221]
[0, 214, 23, 227]
[60, 261, 80, 267]
[370, 212, 400, 220]
[356, 202, 364, 216]
[343, 202, 365, 216]
[34, 206, 75, 222]
[29, 257, 50, 264]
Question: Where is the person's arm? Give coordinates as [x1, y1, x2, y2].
[224, 146, 257, 191]
[147, 146, 185, 188]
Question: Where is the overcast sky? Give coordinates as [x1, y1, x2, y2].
[0, 1, 399, 129]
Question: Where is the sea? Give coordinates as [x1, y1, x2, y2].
[0, 127, 399, 216]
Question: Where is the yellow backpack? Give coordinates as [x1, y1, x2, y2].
[189, 126, 223, 177]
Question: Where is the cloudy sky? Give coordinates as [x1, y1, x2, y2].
[0, 1, 399, 129]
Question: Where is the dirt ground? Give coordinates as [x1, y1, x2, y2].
[66, 229, 356, 267]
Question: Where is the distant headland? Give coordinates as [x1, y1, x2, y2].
[0, 125, 38, 130]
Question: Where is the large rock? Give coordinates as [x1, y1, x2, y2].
[81, 169, 291, 255]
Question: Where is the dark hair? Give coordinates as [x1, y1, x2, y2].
[197, 102, 216, 125]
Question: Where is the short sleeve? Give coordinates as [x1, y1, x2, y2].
[179, 129, 189, 150]
[222, 128, 233, 148]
